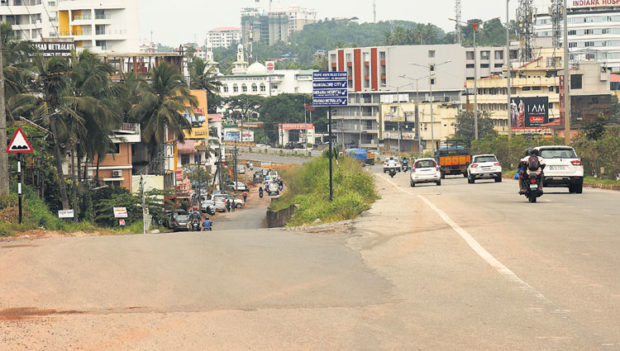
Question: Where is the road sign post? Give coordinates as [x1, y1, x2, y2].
[313, 72, 348, 203]
[6, 128, 34, 224]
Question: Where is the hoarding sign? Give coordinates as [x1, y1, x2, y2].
[113, 207, 128, 218]
[58, 210, 75, 219]
[312, 72, 348, 106]
[33, 42, 74, 57]
[570, 0, 620, 8]
[510, 97, 549, 129]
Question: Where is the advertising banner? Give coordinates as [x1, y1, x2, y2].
[570, 0, 620, 8]
[510, 97, 549, 129]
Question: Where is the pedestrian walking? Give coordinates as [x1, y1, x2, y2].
[226, 199, 231, 212]
[242, 191, 248, 203]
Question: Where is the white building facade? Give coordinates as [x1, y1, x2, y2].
[535, 2, 620, 71]
[56, 0, 139, 52]
[0, 0, 59, 40]
[219, 62, 315, 98]
[206, 27, 241, 49]
[287, 6, 317, 33]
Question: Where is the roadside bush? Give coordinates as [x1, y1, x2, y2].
[573, 127, 620, 180]
[272, 154, 378, 226]
[0, 192, 18, 210]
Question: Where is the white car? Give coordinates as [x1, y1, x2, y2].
[266, 182, 280, 196]
[534, 145, 584, 193]
[383, 157, 401, 173]
[213, 194, 244, 209]
[467, 154, 502, 183]
[410, 158, 441, 187]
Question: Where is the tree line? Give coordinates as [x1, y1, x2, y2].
[1, 24, 198, 218]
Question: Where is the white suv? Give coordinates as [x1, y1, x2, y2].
[467, 154, 502, 184]
[534, 146, 584, 194]
[410, 158, 441, 187]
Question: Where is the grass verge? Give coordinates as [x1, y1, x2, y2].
[584, 177, 620, 186]
[271, 155, 378, 226]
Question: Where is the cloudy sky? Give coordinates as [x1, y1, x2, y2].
[139, 0, 550, 46]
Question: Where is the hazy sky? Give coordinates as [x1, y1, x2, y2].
[139, 0, 550, 46]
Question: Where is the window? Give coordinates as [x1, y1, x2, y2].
[95, 25, 105, 35]
[430, 78, 435, 85]
[366, 120, 373, 129]
[181, 154, 190, 165]
[260, 83, 265, 92]
[233, 84, 238, 93]
[569, 42, 577, 48]
[585, 41, 594, 47]
[428, 50, 435, 58]
[570, 74, 582, 89]
[242, 84, 247, 92]
[108, 144, 120, 154]
[104, 181, 121, 188]
[568, 30, 576, 35]
[481, 64, 489, 68]
[480, 51, 490, 60]
[95, 40, 106, 50]
[223, 85, 229, 93]
[272, 84, 278, 90]
[584, 29, 594, 35]
[466, 64, 475, 68]
[495, 50, 504, 60]
[252, 83, 257, 92]
[466, 51, 474, 60]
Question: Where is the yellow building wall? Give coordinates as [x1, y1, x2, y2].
[183, 90, 210, 139]
[58, 11, 70, 36]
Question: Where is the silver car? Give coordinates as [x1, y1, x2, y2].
[410, 158, 441, 187]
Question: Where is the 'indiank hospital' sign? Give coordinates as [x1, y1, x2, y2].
[571, 0, 620, 7]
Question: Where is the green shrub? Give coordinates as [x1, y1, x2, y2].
[0, 192, 18, 210]
[271, 154, 378, 226]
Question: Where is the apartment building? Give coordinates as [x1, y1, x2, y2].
[466, 48, 612, 135]
[90, 123, 141, 191]
[206, 27, 241, 49]
[287, 6, 317, 33]
[57, 0, 139, 52]
[535, 2, 620, 71]
[0, 0, 59, 40]
[327, 44, 466, 152]
[465, 44, 520, 80]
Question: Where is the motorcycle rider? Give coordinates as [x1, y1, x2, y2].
[190, 208, 202, 230]
[402, 157, 409, 171]
[202, 217, 212, 231]
[519, 148, 546, 194]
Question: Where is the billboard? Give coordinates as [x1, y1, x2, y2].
[33, 41, 74, 57]
[510, 97, 549, 129]
[570, 0, 620, 8]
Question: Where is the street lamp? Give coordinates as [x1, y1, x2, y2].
[409, 60, 451, 155]
[399, 74, 431, 154]
[506, 0, 512, 138]
[449, 18, 479, 140]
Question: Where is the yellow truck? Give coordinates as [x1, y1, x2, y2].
[435, 146, 471, 178]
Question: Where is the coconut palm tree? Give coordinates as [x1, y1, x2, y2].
[130, 61, 197, 172]
[190, 58, 222, 113]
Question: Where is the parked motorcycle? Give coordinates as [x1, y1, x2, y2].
[524, 175, 543, 203]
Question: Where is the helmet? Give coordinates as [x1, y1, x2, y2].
[525, 148, 534, 156]
[531, 149, 540, 156]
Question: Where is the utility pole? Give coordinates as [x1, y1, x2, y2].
[233, 139, 238, 192]
[415, 80, 422, 154]
[430, 67, 435, 155]
[506, 0, 512, 139]
[473, 23, 479, 140]
[0, 25, 9, 196]
[563, 0, 571, 144]
[328, 107, 333, 202]
[140, 175, 147, 235]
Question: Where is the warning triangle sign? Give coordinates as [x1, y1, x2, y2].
[6, 127, 34, 153]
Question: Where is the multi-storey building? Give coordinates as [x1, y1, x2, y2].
[57, 0, 139, 52]
[327, 44, 466, 152]
[0, 0, 59, 40]
[287, 6, 317, 33]
[465, 44, 520, 80]
[241, 7, 291, 48]
[535, 2, 620, 72]
[466, 47, 612, 135]
[206, 27, 241, 49]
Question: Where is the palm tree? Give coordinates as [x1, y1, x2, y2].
[190, 58, 222, 113]
[130, 61, 197, 172]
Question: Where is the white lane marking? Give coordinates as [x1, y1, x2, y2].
[382, 175, 555, 306]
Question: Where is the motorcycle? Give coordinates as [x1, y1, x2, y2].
[389, 168, 397, 178]
[524, 175, 543, 203]
[190, 219, 201, 231]
[402, 164, 409, 172]
[259, 188, 264, 198]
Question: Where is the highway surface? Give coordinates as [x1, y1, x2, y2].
[0, 168, 618, 350]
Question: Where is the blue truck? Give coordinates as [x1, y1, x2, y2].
[347, 149, 376, 166]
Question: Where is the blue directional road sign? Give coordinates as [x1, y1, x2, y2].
[313, 72, 348, 107]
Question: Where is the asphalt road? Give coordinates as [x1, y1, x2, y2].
[1, 167, 619, 350]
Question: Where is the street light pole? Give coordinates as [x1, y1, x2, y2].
[563, 0, 571, 144]
[429, 69, 435, 155]
[473, 23, 479, 140]
[506, 0, 512, 139]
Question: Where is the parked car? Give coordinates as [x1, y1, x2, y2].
[214, 197, 227, 212]
[213, 194, 244, 208]
[410, 158, 442, 187]
[534, 145, 584, 193]
[200, 199, 216, 215]
[169, 213, 191, 232]
[467, 154, 502, 183]
[237, 165, 246, 174]
[226, 181, 248, 191]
